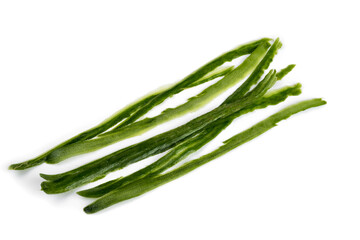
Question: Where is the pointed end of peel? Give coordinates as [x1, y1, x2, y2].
[83, 206, 92, 214]
[284, 64, 296, 73]
[39, 173, 50, 179]
[40, 181, 48, 192]
[294, 84, 302, 96]
[40, 181, 55, 194]
[319, 98, 327, 105]
[8, 162, 28, 170]
[268, 37, 281, 47]
[83, 204, 97, 214]
[8, 157, 46, 170]
[263, 37, 273, 42]
[8, 164, 17, 170]
[40, 181, 59, 194]
[77, 190, 92, 198]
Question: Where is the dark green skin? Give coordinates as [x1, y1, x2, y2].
[225, 38, 282, 103]
[41, 40, 282, 193]
[45, 43, 271, 165]
[40, 70, 279, 194]
[78, 83, 301, 198]
[110, 38, 271, 131]
[8, 93, 158, 170]
[83, 98, 326, 214]
[77, 121, 232, 198]
[40, 97, 258, 193]
[9, 38, 269, 170]
[77, 41, 288, 198]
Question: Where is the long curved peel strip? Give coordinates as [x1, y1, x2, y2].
[83, 98, 326, 214]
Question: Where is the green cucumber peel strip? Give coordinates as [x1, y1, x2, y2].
[224, 38, 282, 103]
[40, 69, 278, 194]
[9, 38, 269, 170]
[105, 41, 272, 136]
[110, 38, 271, 131]
[77, 122, 230, 198]
[8, 91, 157, 170]
[43, 61, 296, 194]
[187, 65, 234, 88]
[276, 64, 296, 80]
[81, 65, 298, 198]
[77, 82, 301, 198]
[83, 98, 326, 214]
[45, 42, 271, 164]
[77, 62, 284, 197]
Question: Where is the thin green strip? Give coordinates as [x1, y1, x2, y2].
[77, 82, 301, 198]
[9, 38, 270, 170]
[45, 42, 271, 164]
[111, 38, 271, 130]
[224, 38, 282, 103]
[83, 98, 326, 214]
[40, 69, 277, 194]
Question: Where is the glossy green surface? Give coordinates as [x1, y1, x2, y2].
[77, 48, 289, 197]
[77, 122, 230, 198]
[224, 38, 282, 103]
[83, 98, 326, 214]
[8, 37, 326, 215]
[78, 82, 301, 198]
[45, 42, 271, 164]
[9, 38, 269, 170]
[40, 68, 278, 194]
[110, 38, 271, 130]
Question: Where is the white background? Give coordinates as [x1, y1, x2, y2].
[1, 1, 359, 239]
